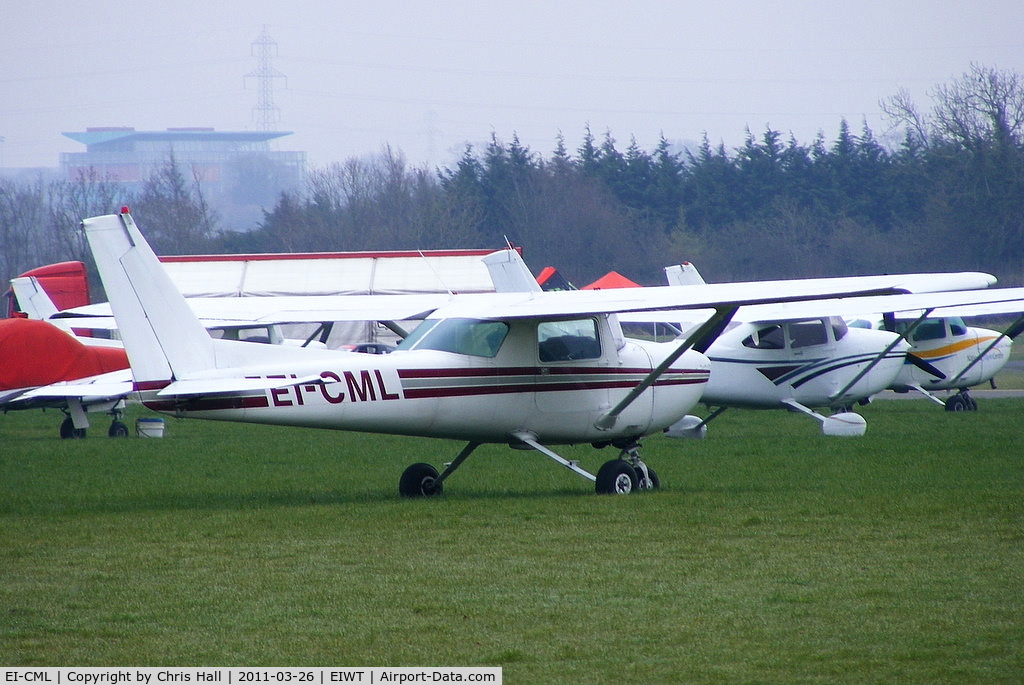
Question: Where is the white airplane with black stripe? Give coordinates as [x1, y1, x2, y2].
[659, 263, 1024, 434]
[80, 209, 1024, 497]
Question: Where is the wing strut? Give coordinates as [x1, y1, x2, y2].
[302, 322, 334, 347]
[594, 306, 737, 431]
[381, 320, 411, 339]
[828, 308, 935, 403]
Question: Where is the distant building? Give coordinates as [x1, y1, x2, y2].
[60, 127, 307, 226]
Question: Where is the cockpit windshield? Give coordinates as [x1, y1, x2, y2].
[396, 318, 509, 358]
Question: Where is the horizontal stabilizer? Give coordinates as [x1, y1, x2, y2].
[156, 373, 331, 397]
[22, 370, 133, 400]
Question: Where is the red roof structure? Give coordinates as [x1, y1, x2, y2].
[581, 271, 641, 290]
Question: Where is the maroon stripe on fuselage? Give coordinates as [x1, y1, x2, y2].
[397, 366, 706, 379]
[398, 366, 708, 400]
[134, 380, 172, 391]
[143, 395, 269, 412]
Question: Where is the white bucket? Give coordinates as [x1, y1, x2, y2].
[136, 417, 165, 438]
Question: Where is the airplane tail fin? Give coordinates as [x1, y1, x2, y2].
[10, 277, 61, 321]
[664, 262, 707, 286]
[81, 209, 216, 384]
[482, 248, 543, 293]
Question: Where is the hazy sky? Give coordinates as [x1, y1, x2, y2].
[2, 1, 1023, 170]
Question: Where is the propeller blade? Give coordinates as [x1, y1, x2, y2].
[907, 353, 946, 379]
[1003, 315, 1024, 340]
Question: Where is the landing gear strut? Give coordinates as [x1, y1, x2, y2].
[398, 436, 660, 497]
[57, 401, 130, 439]
[106, 405, 129, 437]
[399, 442, 481, 498]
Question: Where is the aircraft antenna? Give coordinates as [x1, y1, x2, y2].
[418, 250, 454, 295]
[245, 26, 287, 131]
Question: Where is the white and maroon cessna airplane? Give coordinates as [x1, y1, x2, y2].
[80, 209, 1021, 497]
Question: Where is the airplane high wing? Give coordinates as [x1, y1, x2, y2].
[493, 254, 1022, 437]
[80, 208, 1024, 496]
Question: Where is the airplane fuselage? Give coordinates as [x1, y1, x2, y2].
[701, 317, 906, 410]
[890, 319, 1011, 391]
[139, 315, 711, 444]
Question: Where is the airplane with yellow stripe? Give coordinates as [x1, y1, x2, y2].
[853, 312, 1024, 411]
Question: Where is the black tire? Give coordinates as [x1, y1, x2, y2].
[108, 421, 129, 438]
[643, 467, 660, 491]
[59, 417, 86, 439]
[945, 395, 969, 412]
[399, 462, 442, 498]
[595, 459, 637, 495]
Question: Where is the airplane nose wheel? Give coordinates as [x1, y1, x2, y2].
[595, 443, 659, 494]
[944, 390, 978, 412]
[399, 462, 443, 498]
[596, 460, 637, 494]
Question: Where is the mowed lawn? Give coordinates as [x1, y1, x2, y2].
[2, 399, 1022, 682]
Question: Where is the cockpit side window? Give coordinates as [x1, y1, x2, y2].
[948, 317, 968, 336]
[911, 319, 946, 342]
[829, 316, 848, 341]
[789, 319, 829, 348]
[538, 318, 601, 362]
[396, 318, 509, 358]
[742, 324, 785, 349]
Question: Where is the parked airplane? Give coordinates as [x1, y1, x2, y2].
[502, 259, 989, 437]
[0, 316, 132, 437]
[81, 209, 999, 496]
[848, 310, 1024, 411]
[664, 263, 1024, 422]
[657, 263, 930, 435]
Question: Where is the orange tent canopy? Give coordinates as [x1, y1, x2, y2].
[581, 271, 641, 290]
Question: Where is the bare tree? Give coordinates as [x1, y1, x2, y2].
[882, 63, 1024, 151]
[46, 168, 125, 267]
[131, 154, 218, 254]
[0, 176, 46, 292]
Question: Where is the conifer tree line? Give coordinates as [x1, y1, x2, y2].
[2, 63, 1023, 291]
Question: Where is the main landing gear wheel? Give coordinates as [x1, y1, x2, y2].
[595, 459, 638, 495]
[59, 417, 86, 439]
[944, 391, 978, 412]
[108, 420, 129, 438]
[399, 462, 443, 498]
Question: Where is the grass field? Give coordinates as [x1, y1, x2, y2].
[2, 398, 1022, 682]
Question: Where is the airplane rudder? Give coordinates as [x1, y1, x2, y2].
[82, 211, 216, 380]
